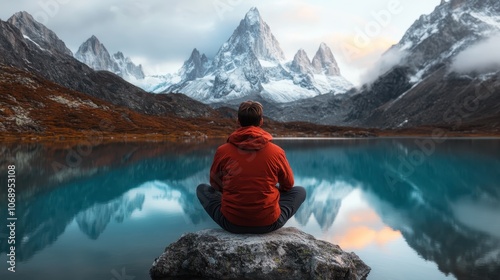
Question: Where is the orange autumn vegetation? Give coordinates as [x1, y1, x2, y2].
[0, 65, 381, 142]
[1, 65, 496, 143]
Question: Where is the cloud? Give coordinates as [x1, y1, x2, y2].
[334, 226, 401, 249]
[0, 0, 442, 78]
[451, 35, 500, 73]
[328, 207, 402, 250]
[359, 46, 407, 85]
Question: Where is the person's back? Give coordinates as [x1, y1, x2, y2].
[197, 101, 306, 234]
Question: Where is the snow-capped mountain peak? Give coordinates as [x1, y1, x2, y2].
[160, 8, 352, 103]
[244, 7, 261, 26]
[75, 35, 145, 81]
[394, 0, 500, 81]
[216, 7, 285, 63]
[179, 48, 210, 81]
[75, 35, 114, 70]
[312, 42, 341, 76]
[291, 49, 313, 75]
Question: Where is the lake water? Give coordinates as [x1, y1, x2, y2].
[0, 138, 499, 280]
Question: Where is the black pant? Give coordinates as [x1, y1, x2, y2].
[196, 184, 306, 234]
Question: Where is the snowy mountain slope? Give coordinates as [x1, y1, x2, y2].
[349, 0, 500, 128]
[262, 0, 500, 129]
[393, 0, 500, 81]
[75, 35, 145, 81]
[162, 7, 353, 104]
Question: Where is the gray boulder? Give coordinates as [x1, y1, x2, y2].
[150, 227, 370, 280]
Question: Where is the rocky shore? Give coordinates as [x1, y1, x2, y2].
[150, 227, 370, 280]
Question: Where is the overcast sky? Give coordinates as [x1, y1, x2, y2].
[0, 0, 441, 85]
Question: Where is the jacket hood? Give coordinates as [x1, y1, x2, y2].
[228, 126, 272, 151]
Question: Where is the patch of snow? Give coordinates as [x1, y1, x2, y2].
[22, 35, 49, 53]
[259, 59, 278, 68]
[399, 41, 414, 51]
[397, 119, 409, 128]
[261, 80, 317, 103]
[176, 75, 217, 102]
[313, 74, 353, 94]
[470, 12, 500, 30]
[131, 74, 179, 93]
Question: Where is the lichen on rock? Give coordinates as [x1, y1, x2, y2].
[150, 227, 370, 280]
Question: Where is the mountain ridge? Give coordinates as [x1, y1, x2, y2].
[263, 0, 500, 130]
[0, 14, 217, 120]
[75, 35, 145, 81]
[8, 11, 73, 56]
[1, 3, 499, 133]
[160, 7, 353, 104]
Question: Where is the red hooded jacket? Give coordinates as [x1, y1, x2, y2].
[210, 126, 294, 227]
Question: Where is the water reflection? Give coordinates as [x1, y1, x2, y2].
[0, 139, 499, 280]
[75, 193, 145, 240]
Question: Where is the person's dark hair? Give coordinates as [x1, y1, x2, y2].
[238, 101, 263, 127]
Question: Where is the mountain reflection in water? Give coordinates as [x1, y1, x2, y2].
[0, 139, 498, 280]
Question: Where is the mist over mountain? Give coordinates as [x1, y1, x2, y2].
[265, 0, 500, 130]
[1, 2, 499, 131]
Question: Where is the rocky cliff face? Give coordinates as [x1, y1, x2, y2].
[311, 42, 341, 76]
[290, 49, 313, 75]
[112, 51, 145, 80]
[7, 11, 72, 56]
[179, 48, 210, 82]
[75, 35, 116, 72]
[0, 14, 214, 118]
[75, 35, 145, 80]
[149, 227, 371, 280]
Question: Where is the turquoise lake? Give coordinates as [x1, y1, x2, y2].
[0, 138, 499, 280]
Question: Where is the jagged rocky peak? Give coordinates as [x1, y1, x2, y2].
[75, 35, 145, 80]
[75, 35, 115, 71]
[312, 42, 340, 76]
[7, 11, 73, 56]
[291, 49, 313, 74]
[437, 0, 496, 11]
[449, 0, 467, 10]
[245, 6, 261, 25]
[216, 7, 285, 64]
[181, 48, 209, 81]
[112, 51, 145, 80]
[113, 51, 125, 61]
[164, 7, 352, 103]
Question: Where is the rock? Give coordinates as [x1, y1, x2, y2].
[150, 227, 370, 280]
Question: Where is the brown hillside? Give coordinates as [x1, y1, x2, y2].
[0, 64, 382, 142]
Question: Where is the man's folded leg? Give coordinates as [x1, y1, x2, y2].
[274, 186, 307, 229]
[197, 184, 306, 234]
[196, 184, 224, 224]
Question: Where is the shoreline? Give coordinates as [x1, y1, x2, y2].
[1, 131, 499, 144]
